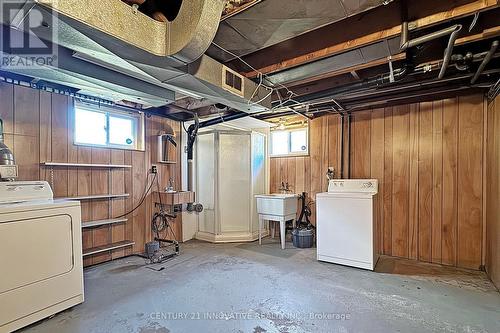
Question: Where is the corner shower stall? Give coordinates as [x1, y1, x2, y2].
[195, 129, 267, 242]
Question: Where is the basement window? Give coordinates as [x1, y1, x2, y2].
[74, 102, 145, 151]
[270, 127, 309, 157]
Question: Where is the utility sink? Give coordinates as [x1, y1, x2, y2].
[255, 194, 299, 216]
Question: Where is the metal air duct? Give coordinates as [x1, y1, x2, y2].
[37, 0, 225, 64]
[0, 0, 272, 113]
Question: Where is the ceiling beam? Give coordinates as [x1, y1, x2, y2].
[456, 26, 500, 45]
[243, 0, 499, 78]
[221, 0, 262, 21]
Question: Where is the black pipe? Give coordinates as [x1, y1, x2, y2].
[186, 111, 252, 192]
[343, 85, 484, 111]
[273, 65, 411, 107]
[438, 25, 463, 79]
[339, 114, 344, 179]
[471, 40, 499, 84]
[337, 73, 475, 100]
[0, 119, 4, 143]
[347, 112, 352, 179]
[187, 112, 251, 160]
[196, 111, 251, 129]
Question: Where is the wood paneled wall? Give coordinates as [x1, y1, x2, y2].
[270, 94, 486, 270]
[0, 82, 181, 266]
[486, 95, 500, 289]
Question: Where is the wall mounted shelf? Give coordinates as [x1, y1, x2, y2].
[83, 240, 135, 257]
[58, 194, 129, 201]
[82, 218, 128, 229]
[41, 162, 132, 168]
[154, 191, 195, 206]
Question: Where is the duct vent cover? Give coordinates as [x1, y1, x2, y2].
[222, 66, 244, 96]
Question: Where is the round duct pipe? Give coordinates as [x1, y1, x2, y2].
[123, 0, 183, 22]
[36, 0, 226, 64]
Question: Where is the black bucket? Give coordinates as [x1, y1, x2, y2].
[145, 241, 160, 258]
[292, 228, 314, 248]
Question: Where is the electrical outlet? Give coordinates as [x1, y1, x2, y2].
[151, 165, 158, 174]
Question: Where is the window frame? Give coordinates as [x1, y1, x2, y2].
[73, 101, 145, 151]
[269, 126, 309, 158]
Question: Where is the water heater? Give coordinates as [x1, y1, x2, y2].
[0, 119, 18, 180]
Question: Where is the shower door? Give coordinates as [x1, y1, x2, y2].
[196, 132, 216, 235]
[218, 133, 251, 234]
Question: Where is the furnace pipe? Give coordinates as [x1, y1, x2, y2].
[186, 111, 253, 192]
[399, 22, 463, 79]
[438, 25, 462, 79]
[339, 114, 345, 179]
[471, 40, 499, 84]
[400, 23, 462, 50]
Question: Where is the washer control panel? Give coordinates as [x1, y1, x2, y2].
[0, 181, 53, 204]
[328, 179, 378, 193]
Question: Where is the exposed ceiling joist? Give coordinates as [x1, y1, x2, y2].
[222, 0, 262, 20]
[456, 26, 500, 45]
[243, 0, 499, 78]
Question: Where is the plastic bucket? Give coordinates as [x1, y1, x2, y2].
[292, 228, 314, 248]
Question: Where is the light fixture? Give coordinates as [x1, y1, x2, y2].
[277, 118, 287, 130]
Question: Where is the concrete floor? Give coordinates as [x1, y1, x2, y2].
[22, 239, 500, 333]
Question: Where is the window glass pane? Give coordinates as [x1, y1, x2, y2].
[271, 131, 289, 155]
[290, 130, 308, 153]
[109, 116, 135, 147]
[75, 108, 107, 145]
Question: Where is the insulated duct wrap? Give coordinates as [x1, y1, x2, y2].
[37, 0, 226, 64]
[1, 0, 271, 113]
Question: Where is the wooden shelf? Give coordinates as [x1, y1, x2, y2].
[83, 240, 135, 257]
[58, 194, 129, 201]
[82, 218, 128, 228]
[41, 162, 132, 168]
[154, 191, 195, 205]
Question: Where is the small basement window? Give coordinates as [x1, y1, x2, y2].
[74, 102, 145, 151]
[270, 127, 309, 157]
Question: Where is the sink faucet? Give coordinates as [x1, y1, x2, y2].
[279, 181, 292, 194]
[165, 177, 175, 193]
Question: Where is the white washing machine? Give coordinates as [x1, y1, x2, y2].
[0, 181, 84, 333]
[316, 179, 379, 270]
